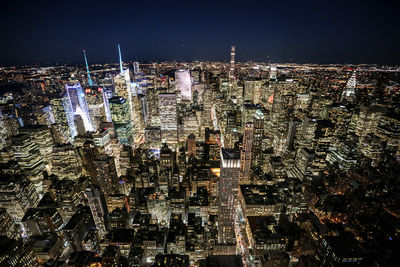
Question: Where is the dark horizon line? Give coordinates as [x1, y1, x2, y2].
[1, 60, 399, 68]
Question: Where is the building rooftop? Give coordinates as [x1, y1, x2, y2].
[221, 148, 240, 160]
[240, 185, 282, 206]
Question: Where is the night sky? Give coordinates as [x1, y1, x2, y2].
[1, 0, 400, 65]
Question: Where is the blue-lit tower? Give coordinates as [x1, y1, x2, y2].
[65, 83, 94, 133]
[83, 50, 93, 86]
[118, 43, 123, 74]
[102, 89, 112, 122]
[61, 91, 77, 139]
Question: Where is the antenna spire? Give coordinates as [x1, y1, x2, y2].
[83, 50, 93, 86]
[118, 43, 123, 74]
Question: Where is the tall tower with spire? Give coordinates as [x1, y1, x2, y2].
[229, 46, 236, 80]
[342, 71, 357, 100]
[83, 50, 93, 86]
[118, 43, 124, 74]
[113, 44, 142, 142]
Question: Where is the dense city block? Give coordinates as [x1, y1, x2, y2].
[0, 48, 399, 266]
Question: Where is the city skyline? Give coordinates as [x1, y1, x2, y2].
[1, 0, 400, 65]
[0, 1, 399, 266]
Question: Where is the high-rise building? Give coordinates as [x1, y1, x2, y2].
[65, 83, 93, 132]
[50, 92, 71, 141]
[0, 174, 39, 222]
[253, 109, 265, 164]
[269, 65, 277, 80]
[240, 122, 254, 184]
[36, 105, 55, 126]
[85, 87, 111, 129]
[93, 154, 119, 195]
[0, 208, 20, 239]
[218, 148, 240, 244]
[296, 117, 318, 149]
[51, 144, 83, 180]
[289, 148, 315, 181]
[158, 93, 178, 143]
[28, 234, 64, 265]
[11, 134, 45, 195]
[244, 80, 265, 104]
[0, 109, 9, 150]
[355, 104, 385, 138]
[74, 114, 86, 136]
[175, 70, 192, 101]
[114, 44, 142, 137]
[0, 236, 39, 267]
[229, 46, 236, 80]
[19, 125, 54, 166]
[343, 71, 356, 98]
[22, 207, 64, 236]
[85, 185, 109, 238]
[109, 96, 133, 145]
[187, 134, 196, 159]
[133, 62, 140, 74]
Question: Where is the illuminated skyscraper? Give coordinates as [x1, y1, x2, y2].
[0, 174, 39, 222]
[114, 44, 142, 137]
[133, 62, 140, 74]
[85, 185, 109, 238]
[93, 154, 119, 195]
[51, 144, 83, 180]
[175, 69, 192, 101]
[11, 134, 45, 195]
[244, 80, 264, 104]
[0, 208, 20, 239]
[343, 71, 356, 98]
[109, 96, 133, 145]
[218, 148, 240, 244]
[65, 83, 93, 133]
[0, 109, 8, 150]
[50, 92, 72, 141]
[229, 46, 235, 80]
[19, 125, 54, 171]
[240, 122, 254, 184]
[85, 87, 111, 129]
[158, 93, 178, 143]
[253, 109, 265, 164]
[269, 65, 277, 80]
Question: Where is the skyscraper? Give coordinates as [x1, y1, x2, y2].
[133, 62, 140, 74]
[269, 65, 277, 80]
[343, 71, 356, 98]
[229, 46, 235, 80]
[85, 87, 111, 129]
[11, 134, 45, 195]
[187, 134, 196, 159]
[218, 148, 240, 244]
[0, 174, 39, 222]
[85, 185, 109, 239]
[19, 125, 54, 167]
[109, 96, 133, 145]
[175, 69, 192, 101]
[240, 122, 254, 184]
[74, 114, 86, 136]
[51, 144, 83, 180]
[65, 83, 93, 133]
[50, 92, 72, 141]
[158, 93, 178, 143]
